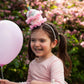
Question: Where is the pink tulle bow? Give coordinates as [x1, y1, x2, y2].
[26, 9, 47, 30]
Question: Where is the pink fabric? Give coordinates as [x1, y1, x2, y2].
[20, 55, 67, 84]
[26, 9, 47, 30]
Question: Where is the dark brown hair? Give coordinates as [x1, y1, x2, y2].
[28, 22, 72, 78]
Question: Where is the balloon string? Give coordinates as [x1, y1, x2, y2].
[25, 0, 30, 10]
[1, 66, 4, 79]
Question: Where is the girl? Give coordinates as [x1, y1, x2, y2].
[0, 9, 72, 84]
[0, 22, 72, 84]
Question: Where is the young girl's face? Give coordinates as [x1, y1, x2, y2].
[30, 29, 56, 58]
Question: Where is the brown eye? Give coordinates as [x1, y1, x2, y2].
[40, 39, 46, 42]
[31, 39, 36, 42]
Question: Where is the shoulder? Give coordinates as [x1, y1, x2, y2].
[51, 55, 63, 64]
[49, 56, 64, 70]
[29, 59, 36, 66]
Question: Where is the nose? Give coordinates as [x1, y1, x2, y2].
[34, 41, 40, 46]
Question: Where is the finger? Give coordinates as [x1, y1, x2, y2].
[0, 79, 5, 84]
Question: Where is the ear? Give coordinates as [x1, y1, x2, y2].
[51, 39, 57, 48]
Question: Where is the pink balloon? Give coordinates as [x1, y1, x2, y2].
[0, 20, 23, 66]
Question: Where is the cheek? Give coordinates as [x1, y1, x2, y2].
[42, 43, 51, 49]
[30, 42, 33, 49]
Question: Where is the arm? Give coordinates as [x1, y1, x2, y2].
[0, 70, 31, 84]
[0, 79, 19, 84]
[0, 79, 51, 84]
[50, 59, 65, 84]
[30, 80, 51, 84]
[0, 69, 31, 84]
[0, 66, 32, 84]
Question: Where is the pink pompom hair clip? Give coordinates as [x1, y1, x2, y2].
[25, 0, 47, 30]
[26, 9, 47, 30]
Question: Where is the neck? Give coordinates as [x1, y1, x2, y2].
[38, 53, 54, 61]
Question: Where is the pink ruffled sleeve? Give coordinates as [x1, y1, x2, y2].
[50, 59, 67, 84]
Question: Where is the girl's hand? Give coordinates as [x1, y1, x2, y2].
[0, 79, 18, 84]
[0, 79, 10, 84]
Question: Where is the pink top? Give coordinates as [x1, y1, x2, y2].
[20, 55, 67, 84]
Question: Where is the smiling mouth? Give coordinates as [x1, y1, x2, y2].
[34, 48, 43, 52]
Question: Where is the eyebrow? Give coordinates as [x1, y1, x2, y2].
[31, 37, 46, 40]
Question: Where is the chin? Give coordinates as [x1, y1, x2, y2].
[35, 54, 43, 57]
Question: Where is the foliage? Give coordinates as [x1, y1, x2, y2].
[0, 0, 84, 84]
